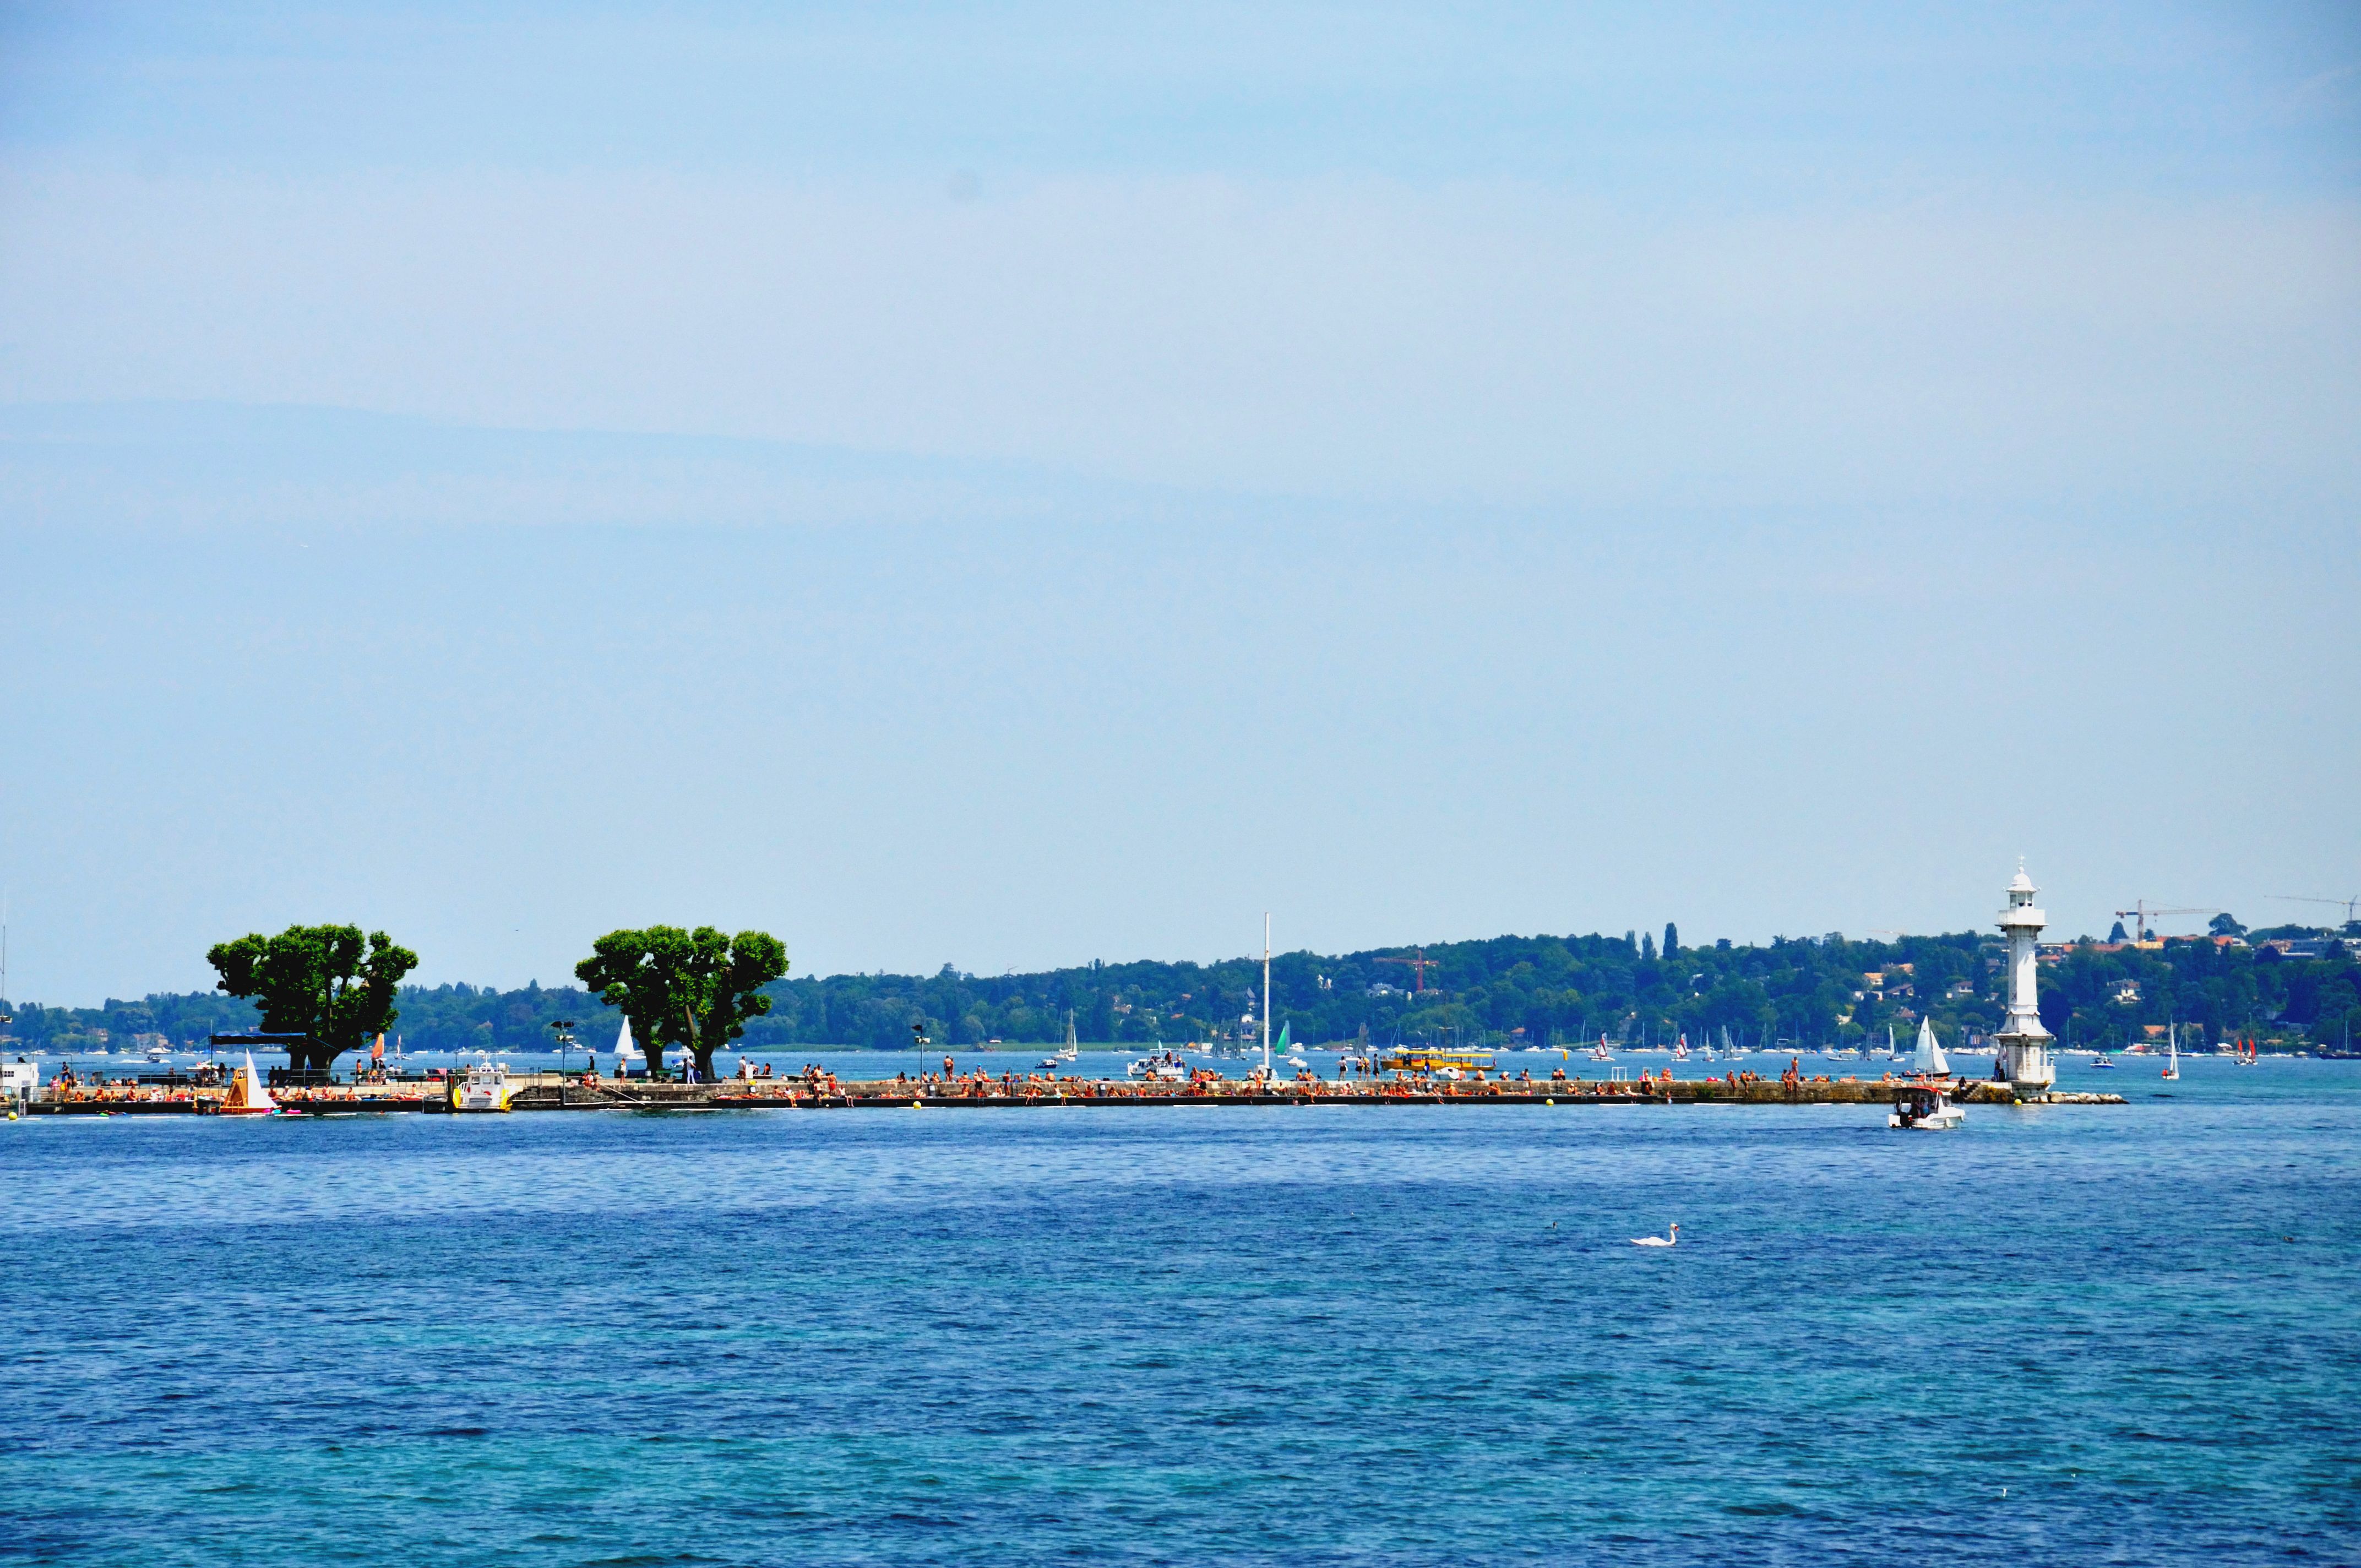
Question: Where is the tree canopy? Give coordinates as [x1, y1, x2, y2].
[575, 925, 787, 1080]
[205, 924, 420, 1071]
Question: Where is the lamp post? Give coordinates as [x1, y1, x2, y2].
[548, 1018, 576, 1104]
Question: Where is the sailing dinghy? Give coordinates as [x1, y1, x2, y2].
[220, 1050, 287, 1116]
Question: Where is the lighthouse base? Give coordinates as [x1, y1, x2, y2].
[1993, 1036, 2057, 1097]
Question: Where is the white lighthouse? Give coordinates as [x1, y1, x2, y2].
[1993, 865, 2057, 1096]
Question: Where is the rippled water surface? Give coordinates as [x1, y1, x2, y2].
[6, 1058, 2357, 1566]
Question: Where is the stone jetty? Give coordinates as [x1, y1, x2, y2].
[17, 1068, 2126, 1115]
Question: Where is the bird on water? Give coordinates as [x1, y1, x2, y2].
[1631, 1224, 1679, 1248]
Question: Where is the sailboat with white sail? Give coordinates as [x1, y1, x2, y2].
[219, 1050, 286, 1117]
[2163, 1022, 2180, 1081]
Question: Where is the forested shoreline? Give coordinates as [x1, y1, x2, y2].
[7, 922, 2355, 1059]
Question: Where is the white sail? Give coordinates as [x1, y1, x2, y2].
[229, 1049, 279, 1114]
[1912, 1017, 1950, 1076]
[615, 1017, 641, 1061]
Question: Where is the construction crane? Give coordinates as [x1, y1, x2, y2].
[2112, 902, 2221, 941]
[2270, 894, 2361, 927]
[1375, 948, 1440, 994]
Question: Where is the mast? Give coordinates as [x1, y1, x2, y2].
[1262, 913, 1271, 1075]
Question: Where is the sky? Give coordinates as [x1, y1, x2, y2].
[2, 3, 2357, 1005]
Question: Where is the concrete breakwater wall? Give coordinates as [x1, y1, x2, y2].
[19, 1074, 2127, 1114]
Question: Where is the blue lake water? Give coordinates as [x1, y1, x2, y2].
[5, 1057, 2356, 1566]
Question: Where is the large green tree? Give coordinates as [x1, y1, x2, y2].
[576, 926, 787, 1080]
[206, 924, 420, 1072]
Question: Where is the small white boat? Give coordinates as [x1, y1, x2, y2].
[2089, 1054, 2117, 1070]
[2163, 1024, 2180, 1081]
[1889, 1084, 1965, 1130]
[453, 1060, 513, 1112]
[1126, 1051, 1189, 1082]
[1892, 1020, 1965, 1129]
[1910, 1016, 1950, 1077]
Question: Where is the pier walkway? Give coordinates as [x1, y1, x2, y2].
[16, 1070, 2125, 1114]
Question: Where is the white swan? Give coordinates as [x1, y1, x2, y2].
[1631, 1223, 1679, 1248]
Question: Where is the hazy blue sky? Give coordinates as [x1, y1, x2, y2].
[3, 3, 2357, 1004]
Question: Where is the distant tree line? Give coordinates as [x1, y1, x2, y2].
[9, 918, 2352, 1060]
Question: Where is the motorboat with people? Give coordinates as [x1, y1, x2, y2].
[1126, 1050, 1190, 1082]
[1890, 1018, 1965, 1129]
[1889, 1082, 1965, 1130]
[2089, 1053, 2117, 1070]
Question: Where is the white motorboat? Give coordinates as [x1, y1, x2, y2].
[1126, 1050, 1189, 1082]
[1892, 1020, 1964, 1129]
[453, 1060, 513, 1112]
[1889, 1083, 1965, 1130]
